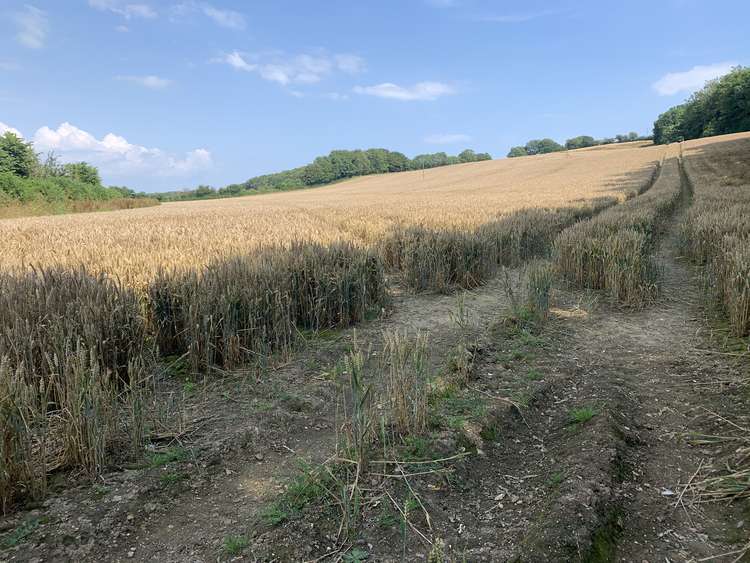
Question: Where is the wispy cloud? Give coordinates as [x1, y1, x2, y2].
[353, 81, 456, 101]
[334, 54, 366, 74]
[477, 9, 559, 23]
[424, 133, 471, 144]
[201, 4, 245, 29]
[218, 51, 365, 87]
[116, 75, 173, 89]
[14, 5, 48, 49]
[31, 122, 211, 177]
[88, 0, 157, 19]
[171, 2, 246, 29]
[652, 62, 736, 96]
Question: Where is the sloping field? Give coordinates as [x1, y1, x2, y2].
[0, 142, 662, 285]
[1, 133, 749, 562]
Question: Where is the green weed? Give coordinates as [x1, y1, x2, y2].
[569, 406, 597, 425]
[223, 534, 248, 555]
[146, 447, 188, 468]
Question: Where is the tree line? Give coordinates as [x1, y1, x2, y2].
[507, 132, 649, 158]
[154, 148, 492, 201]
[0, 131, 148, 206]
[653, 66, 750, 144]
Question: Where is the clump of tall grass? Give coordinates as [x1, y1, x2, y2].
[150, 241, 388, 372]
[681, 140, 750, 336]
[555, 150, 681, 305]
[525, 261, 555, 323]
[382, 330, 430, 436]
[381, 198, 617, 293]
[0, 268, 150, 511]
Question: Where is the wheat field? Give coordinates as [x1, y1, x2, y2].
[681, 132, 750, 336]
[0, 141, 662, 286]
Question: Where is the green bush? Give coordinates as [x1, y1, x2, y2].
[0, 173, 123, 204]
[653, 66, 750, 144]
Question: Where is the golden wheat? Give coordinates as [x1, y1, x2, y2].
[554, 143, 683, 305]
[0, 143, 663, 287]
[681, 132, 750, 336]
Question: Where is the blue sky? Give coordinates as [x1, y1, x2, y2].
[1, 0, 748, 192]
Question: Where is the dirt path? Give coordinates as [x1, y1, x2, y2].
[498, 153, 747, 561]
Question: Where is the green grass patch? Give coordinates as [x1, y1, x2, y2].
[569, 406, 597, 426]
[429, 388, 489, 431]
[526, 368, 544, 381]
[259, 461, 334, 527]
[1, 517, 45, 548]
[159, 471, 188, 486]
[146, 446, 189, 468]
[223, 534, 249, 555]
[343, 548, 369, 562]
[547, 471, 565, 487]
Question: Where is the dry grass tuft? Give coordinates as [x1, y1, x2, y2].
[382, 330, 430, 437]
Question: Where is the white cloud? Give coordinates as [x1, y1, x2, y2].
[218, 50, 364, 87]
[201, 4, 245, 29]
[32, 122, 211, 178]
[0, 122, 23, 137]
[224, 51, 256, 72]
[652, 62, 737, 96]
[115, 24, 130, 32]
[171, 2, 246, 29]
[88, 0, 157, 19]
[424, 133, 472, 144]
[14, 5, 48, 49]
[116, 75, 173, 89]
[353, 81, 456, 101]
